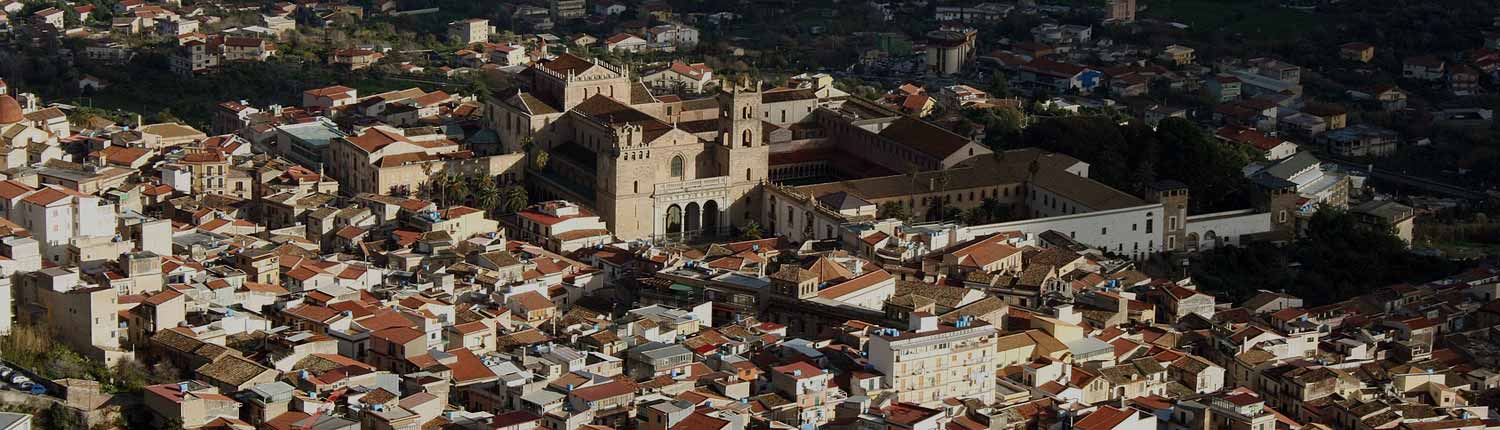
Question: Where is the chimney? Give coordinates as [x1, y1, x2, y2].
[1115, 293, 1128, 318]
[1054, 304, 1078, 324]
[986, 408, 1009, 430]
[908, 311, 937, 333]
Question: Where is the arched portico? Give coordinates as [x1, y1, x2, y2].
[652, 176, 732, 243]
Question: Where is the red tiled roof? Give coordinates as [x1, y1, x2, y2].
[1023, 58, 1088, 77]
[0, 180, 34, 200]
[510, 291, 555, 311]
[179, 150, 225, 163]
[1074, 406, 1134, 430]
[344, 127, 411, 153]
[670, 413, 729, 430]
[1216, 126, 1287, 152]
[304, 85, 355, 98]
[20, 188, 69, 207]
[447, 348, 498, 383]
[442, 206, 482, 218]
[570, 380, 636, 401]
[605, 33, 641, 44]
[372, 326, 424, 344]
[285, 304, 338, 322]
[772, 361, 825, 379]
[242, 282, 288, 295]
[885, 403, 943, 426]
[286, 266, 323, 282]
[817, 270, 892, 300]
[97, 146, 151, 166]
[143, 290, 182, 305]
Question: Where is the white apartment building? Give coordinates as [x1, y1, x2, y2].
[645, 24, 698, 50]
[13, 187, 118, 264]
[516, 201, 612, 253]
[867, 314, 999, 406]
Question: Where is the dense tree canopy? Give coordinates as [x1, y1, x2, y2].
[1191, 208, 1458, 305]
[1011, 116, 1258, 213]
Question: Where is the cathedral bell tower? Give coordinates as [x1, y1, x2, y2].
[716, 77, 769, 228]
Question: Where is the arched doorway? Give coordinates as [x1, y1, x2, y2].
[666, 204, 683, 235]
[1185, 232, 1200, 251]
[685, 202, 701, 235]
[703, 200, 720, 236]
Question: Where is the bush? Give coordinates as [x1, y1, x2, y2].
[0, 324, 122, 393]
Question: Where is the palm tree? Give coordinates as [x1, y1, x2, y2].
[740, 221, 763, 240]
[929, 171, 951, 221]
[521, 137, 548, 171]
[532, 148, 550, 171]
[502, 185, 530, 214]
[444, 174, 470, 206]
[474, 177, 501, 214]
[424, 174, 449, 203]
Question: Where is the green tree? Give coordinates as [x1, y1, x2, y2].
[532, 150, 550, 171]
[419, 175, 443, 203]
[443, 174, 470, 206]
[962, 207, 988, 225]
[988, 72, 1011, 98]
[967, 107, 1025, 150]
[740, 221, 764, 240]
[1192, 207, 1458, 305]
[473, 176, 500, 213]
[501, 185, 530, 214]
[1154, 117, 1253, 212]
[963, 197, 1010, 225]
[877, 201, 909, 220]
[42, 403, 83, 430]
[523, 138, 550, 171]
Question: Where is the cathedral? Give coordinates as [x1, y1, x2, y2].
[485, 54, 768, 241]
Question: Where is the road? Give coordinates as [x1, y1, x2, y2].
[1329, 158, 1487, 201]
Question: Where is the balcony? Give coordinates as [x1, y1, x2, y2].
[654, 176, 728, 195]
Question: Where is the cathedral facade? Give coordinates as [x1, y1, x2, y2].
[485, 54, 766, 241]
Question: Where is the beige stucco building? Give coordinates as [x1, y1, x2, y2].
[16, 267, 129, 364]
